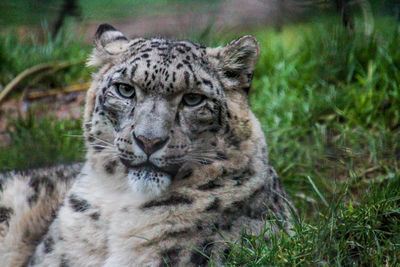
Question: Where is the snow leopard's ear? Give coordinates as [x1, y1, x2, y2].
[87, 24, 129, 66]
[207, 35, 260, 94]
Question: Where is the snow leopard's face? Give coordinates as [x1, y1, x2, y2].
[84, 24, 259, 196]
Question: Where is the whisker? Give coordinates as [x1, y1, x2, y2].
[89, 135, 114, 146]
[64, 134, 85, 138]
[90, 143, 112, 149]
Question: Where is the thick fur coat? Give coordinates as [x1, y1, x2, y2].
[0, 24, 294, 266]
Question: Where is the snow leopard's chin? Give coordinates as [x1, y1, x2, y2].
[127, 167, 171, 197]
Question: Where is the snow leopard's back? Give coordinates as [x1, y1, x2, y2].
[0, 163, 82, 266]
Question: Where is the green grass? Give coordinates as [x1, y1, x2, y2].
[1, 16, 400, 265]
[0, 26, 91, 90]
[249, 18, 400, 209]
[224, 176, 400, 265]
[0, 111, 84, 171]
[225, 19, 400, 265]
[224, 18, 400, 265]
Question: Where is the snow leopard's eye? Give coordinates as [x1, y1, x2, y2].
[115, 83, 135, 98]
[182, 93, 204, 107]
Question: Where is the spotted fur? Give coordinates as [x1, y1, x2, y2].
[0, 24, 294, 266]
[0, 164, 82, 266]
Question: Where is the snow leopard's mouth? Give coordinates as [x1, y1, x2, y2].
[119, 158, 178, 179]
[120, 159, 174, 194]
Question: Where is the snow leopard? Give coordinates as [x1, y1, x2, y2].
[0, 24, 294, 266]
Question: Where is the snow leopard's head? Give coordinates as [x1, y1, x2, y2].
[84, 24, 260, 197]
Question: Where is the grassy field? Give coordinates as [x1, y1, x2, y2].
[0, 16, 399, 265]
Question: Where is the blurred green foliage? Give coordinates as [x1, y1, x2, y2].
[0, 112, 84, 171]
[0, 26, 90, 89]
[0, 0, 218, 25]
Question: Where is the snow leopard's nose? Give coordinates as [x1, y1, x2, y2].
[133, 134, 169, 155]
